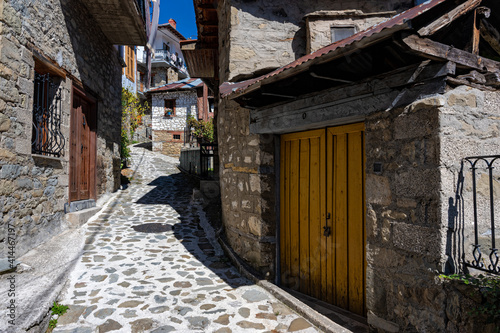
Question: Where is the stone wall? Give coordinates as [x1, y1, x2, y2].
[216, 0, 414, 277]
[218, 98, 277, 276]
[364, 96, 446, 332]
[439, 86, 500, 273]
[222, 0, 413, 81]
[151, 90, 197, 132]
[151, 67, 179, 88]
[152, 130, 184, 157]
[305, 10, 395, 53]
[0, 0, 122, 258]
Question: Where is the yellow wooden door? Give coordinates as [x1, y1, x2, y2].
[280, 123, 366, 316]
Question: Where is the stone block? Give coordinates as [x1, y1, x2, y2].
[367, 311, 399, 333]
[447, 93, 477, 108]
[65, 206, 101, 229]
[0, 112, 11, 132]
[393, 222, 441, 255]
[366, 174, 391, 205]
[0, 165, 21, 179]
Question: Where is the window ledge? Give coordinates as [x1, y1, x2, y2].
[32, 154, 64, 168]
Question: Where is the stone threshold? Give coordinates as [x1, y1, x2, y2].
[218, 237, 368, 333]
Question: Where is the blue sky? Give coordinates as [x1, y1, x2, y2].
[158, 1, 198, 40]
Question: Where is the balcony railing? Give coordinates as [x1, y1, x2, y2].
[153, 49, 188, 74]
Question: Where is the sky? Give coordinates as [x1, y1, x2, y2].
[158, 1, 198, 40]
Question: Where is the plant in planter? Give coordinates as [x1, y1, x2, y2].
[164, 108, 173, 117]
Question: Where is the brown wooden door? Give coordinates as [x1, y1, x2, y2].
[280, 123, 366, 316]
[70, 87, 96, 202]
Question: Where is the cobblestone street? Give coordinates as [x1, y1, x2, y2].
[53, 145, 319, 333]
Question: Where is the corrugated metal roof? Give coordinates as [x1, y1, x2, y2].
[149, 78, 204, 92]
[220, 0, 449, 98]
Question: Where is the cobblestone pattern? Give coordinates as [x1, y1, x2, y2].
[0, 0, 121, 258]
[55, 145, 320, 333]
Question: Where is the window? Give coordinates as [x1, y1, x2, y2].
[163, 43, 170, 52]
[164, 99, 176, 117]
[173, 134, 181, 140]
[331, 26, 356, 43]
[125, 46, 135, 82]
[32, 70, 65, 157]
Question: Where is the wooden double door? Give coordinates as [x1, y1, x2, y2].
[69, 87, 97, 202]
[280, 123, 366, 316]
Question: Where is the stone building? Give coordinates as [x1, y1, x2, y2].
[137, 19, 189, 91]
[0, 0, 146, 270]
[184, 0, 500, 331]
[149, 78, 213, 156]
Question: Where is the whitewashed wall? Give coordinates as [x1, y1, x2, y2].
[151, 91, 198, 131]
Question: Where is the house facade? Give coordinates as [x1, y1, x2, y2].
[0, 0, 146, 266]
[149, 78, 213, 156]
[137, 19, 189, 91]
[184, 0, 500, 331]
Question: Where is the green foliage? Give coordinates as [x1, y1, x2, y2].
[48, 302, 69, 330]
[120, 128, 131, 162]
[121, 88, 148, 165]
[440, 273, 500, 324]
[51, 302, 69, 316]
[187, 116, 214, 143]
[48, 319, 57, 329]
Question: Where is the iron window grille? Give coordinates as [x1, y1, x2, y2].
[464, 155, 500, 274]
[32, 72, 65, 157]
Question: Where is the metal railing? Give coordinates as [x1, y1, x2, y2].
[152, 49, 188, 74]
[200, 143, 216, 180]
[464, 155, 500, 274]
[32, 72, 65, 157]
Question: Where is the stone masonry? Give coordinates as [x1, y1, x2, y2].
[152, 90, 197, 157]
[216, 0, 415, 279]
[220, 0, 414, 82]
[0, 0, 122, 258]
[215, 1, 500, 332]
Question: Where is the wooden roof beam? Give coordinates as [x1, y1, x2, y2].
[399, 34, 500, 72]
[418, 0, 482, 36]
[480, 18, 500, 56]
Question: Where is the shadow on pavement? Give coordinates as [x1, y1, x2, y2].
[135, 173, 253, 289]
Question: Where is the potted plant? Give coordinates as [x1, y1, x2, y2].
[164, 108, 173, 117]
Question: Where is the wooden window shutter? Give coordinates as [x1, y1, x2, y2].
[125, 46, 135, 82]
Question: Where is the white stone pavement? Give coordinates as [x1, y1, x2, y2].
[53, 145, 321, 333]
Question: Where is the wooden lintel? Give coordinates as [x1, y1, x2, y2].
[400, 34, 500, 72]
[480, 19, 500, 56]
[30, 48, 67, 79]
[418, 0, 482, 36]
[240, 60, 454, 111]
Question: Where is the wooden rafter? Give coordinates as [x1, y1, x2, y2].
[418, 0, 482, 36]
[399, 34, 500, 72]
[480, 19, 500, 56]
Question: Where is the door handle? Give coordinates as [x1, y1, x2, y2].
[324, 213, 332, 237]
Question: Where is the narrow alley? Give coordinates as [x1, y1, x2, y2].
[52, 145, 319, 333]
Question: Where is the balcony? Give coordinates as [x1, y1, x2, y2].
[152, 49, 189, 76]
[82, 0, 147, 46]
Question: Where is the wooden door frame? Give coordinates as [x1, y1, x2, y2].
[276, 122, 366, 315]
[69, 84, 98, 203]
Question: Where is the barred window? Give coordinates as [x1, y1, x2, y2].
[32, 71, 65, 157]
